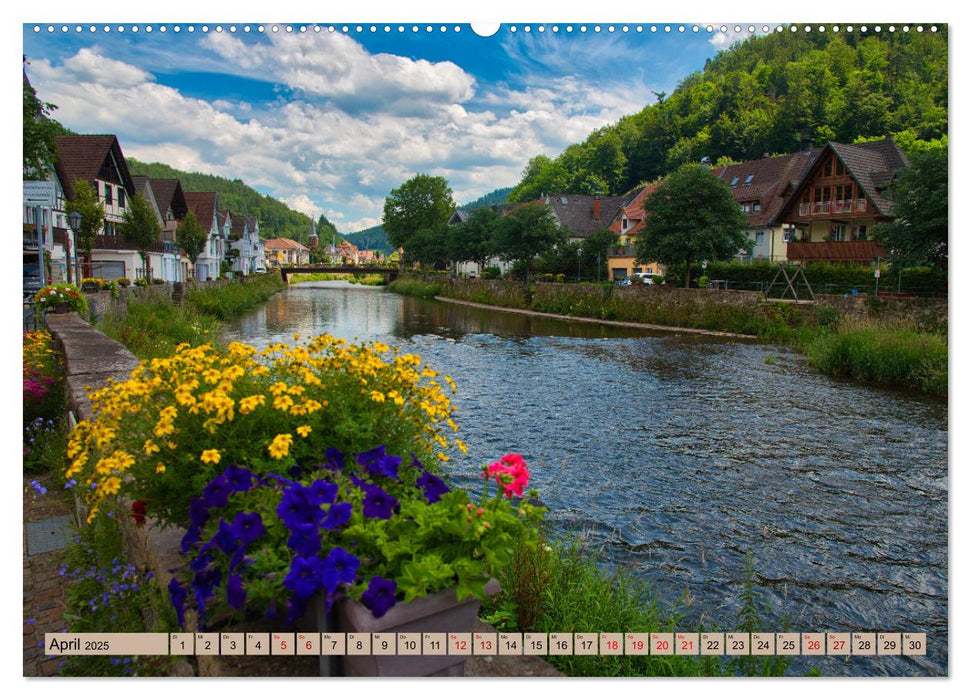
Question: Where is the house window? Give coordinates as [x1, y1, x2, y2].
[753, 202, 761, 212]
[729, 176, 739, 187]
[744, 174, 754, 184]
[118, 189, 126, 208]
[755, 231, 765, 246]
[104, 183, 113, 205]
[835, 160, 847, 176]
[831, 224, 847, 241]
[743, 203, 751, 213]
[621, 215, 629, 232]
[853, 224, 868, 240]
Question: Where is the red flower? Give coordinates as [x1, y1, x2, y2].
[131, 500, 148, 526]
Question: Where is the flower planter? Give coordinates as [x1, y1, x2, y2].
[324, 578, 500, 677]
[48, 303, 75, 314]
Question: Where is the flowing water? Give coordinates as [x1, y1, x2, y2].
[224, 281, 948, 676]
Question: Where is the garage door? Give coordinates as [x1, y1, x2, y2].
[91, 261, 126, 279]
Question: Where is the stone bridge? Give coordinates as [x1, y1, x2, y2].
[277, 266, 399, 283]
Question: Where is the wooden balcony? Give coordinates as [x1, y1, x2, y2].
[786, 240, 888, 263]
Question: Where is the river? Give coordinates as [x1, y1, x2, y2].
[223, 281, 948, 676]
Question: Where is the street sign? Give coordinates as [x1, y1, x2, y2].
[23, 181, 55, 207]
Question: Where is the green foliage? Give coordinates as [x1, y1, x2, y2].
[461, 186, 513, 210]
[383, 174, 455, 253]
[67, 180, 106, 266]
[873, 147, 948, 267]
[449, 207, 501, 268]
[494, 203, 566, 282]
[58, 514, 175, 676]
[126, 157, 314, 243]
[23, 69, 64, 179]
[35, 283, 89, 314]
[121, 192, 162, 272]
[511, 29, 947, 198]
[804, 318, 947, 396]
[176, 210, 208, 265]
[636, 165, 749, 287]
[343, 225, 391, 253]
[388, 277, 445, 298]
[184, 274, 286, 320]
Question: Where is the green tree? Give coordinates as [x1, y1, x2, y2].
[23, 71, 62, 179]
[404, 224, 450, 273]
[121, 192, 162, 280]
[449, 208, 501, 271]
[581, 228, 619, 282]
[636, 164, 749, 288]
[873, 148, 947, 267]
[176, 210, 208, 274]
[67, 180, 106, 279]
[494, 203, 565, 286]
[383, 174, 455, 266]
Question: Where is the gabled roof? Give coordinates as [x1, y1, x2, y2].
[147, 178, 188, 220]
[183, 192, 218, 230]
[448, 208, 470, 225]
[130, 175, 164, 223]
[776, 137, 909, 220]
[544, 194, 627, 239]
[53, 134, 136, 201]
[264, 237, 309, 251]
[713, 150, 819, 227]
[829, 139, 909, 216]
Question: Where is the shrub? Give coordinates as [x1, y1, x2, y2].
[116, 277, 131, 288]
[481, 266, 501, 280]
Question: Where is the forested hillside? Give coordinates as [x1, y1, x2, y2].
[126, 158, 318, 243]
[510, 28, 948, 202]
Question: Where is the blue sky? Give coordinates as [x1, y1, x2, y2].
[23, 22, 746, 232]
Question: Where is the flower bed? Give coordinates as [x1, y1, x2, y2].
[65, 335, 543, 633]
[35, 283, 89, 315]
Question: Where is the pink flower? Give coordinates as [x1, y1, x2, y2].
[482, 453, 530, 498]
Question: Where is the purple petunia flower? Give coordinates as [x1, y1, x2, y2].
[226, 574, 246, 610]
[283, 556, 325, 600]
[320, 501, 352, 530]
[356, 446, 401, 480]
[30, 480, 47, 495]
[211, 519, 239, 556]
[168, 578, 187, 629]
[321, 547, 359, 594]
[189, 499, 210, 527]
[323, 447, 345, 471]
[416, 470, 450, 504]
[361, 483, 399, 520]
[180, 525, 202, 554]
[286, 525, 321, 558]
[307, 479, 338, 506]
[360, 576, 398, 618]
[230, 512, 265, 545]
[277, 487, 324, 531]
[223, 465, 253, 492]
[202, 475, 232, 509]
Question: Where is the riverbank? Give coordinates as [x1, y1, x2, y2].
[392, 276, 947, 397]
[94, 274, 285, 358]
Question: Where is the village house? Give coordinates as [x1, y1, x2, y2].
[711, 150, 817, 263]
[131, 175, 183, 282]
[228, 214, 265, 275]
[51, 134, 141, 281]
[183, 191, 225, 281]
[775, 137, 908, 264]
[145, 177, 191, 280]
[604, 184, 665, 281]
[264, 237, 310, 266]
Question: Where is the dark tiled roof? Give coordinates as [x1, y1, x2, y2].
[230, 216, 247, 238]
[713, 150, 820, 227]
[54, 134, 135, 201]
[148, 178, 187, 219]
[544, 194, 627, 239]
[448, 208, 470, 224]
[830, 139, 909, 216]
[184, 192, 218, 230]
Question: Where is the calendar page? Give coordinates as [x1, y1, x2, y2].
[21, 4, 949, 686]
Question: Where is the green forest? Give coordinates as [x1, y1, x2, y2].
[509, 28, 948, 202]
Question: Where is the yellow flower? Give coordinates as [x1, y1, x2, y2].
[239, 394, 266, 414]
[155, 463, 166, 474]
[273, 395, 295, 412]
[268, 433, 293, 460]
[200, 449, 221, 464]
[100, 477, 121, 495]
[370, 390, 386, 403]
[296, 425, 312, 438]
[143, 439, 161, 456]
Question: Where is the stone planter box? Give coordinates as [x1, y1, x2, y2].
[325, 578, 500, 677]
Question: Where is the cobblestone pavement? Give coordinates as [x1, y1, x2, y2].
[23, 474, 75, 677]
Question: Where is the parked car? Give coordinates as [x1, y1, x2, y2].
[614, 277, 632, 286]
[631, 272, 664, 285]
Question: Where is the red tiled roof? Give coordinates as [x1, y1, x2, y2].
[264, 237, 308, 251]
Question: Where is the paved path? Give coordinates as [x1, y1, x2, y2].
[434, 296, 759, 339]
[23, 474, 74, 677]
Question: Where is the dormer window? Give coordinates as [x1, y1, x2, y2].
[744, 174, 754, 185]
[621, 215, 629, 232]
[753, 202, 761, 212]
[730, 176, 739, 187]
